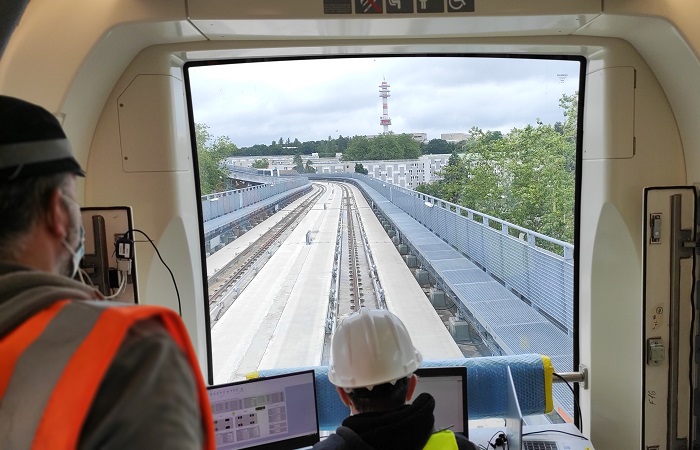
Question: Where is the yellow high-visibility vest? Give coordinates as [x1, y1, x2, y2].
[423, 430, 459, 450]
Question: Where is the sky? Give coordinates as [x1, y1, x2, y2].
[188, 56, 580, 149]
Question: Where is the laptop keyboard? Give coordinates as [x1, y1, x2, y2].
[523, 441, 558, 450]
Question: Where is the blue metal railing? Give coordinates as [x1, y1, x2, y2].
[201, 176, 308, 222]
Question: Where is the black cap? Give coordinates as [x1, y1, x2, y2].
[0, 95, 86, 181]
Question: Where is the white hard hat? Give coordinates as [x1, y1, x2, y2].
[328, 307, 423, 389]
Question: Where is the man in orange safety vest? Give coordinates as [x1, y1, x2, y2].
[0, 95, 215, 449]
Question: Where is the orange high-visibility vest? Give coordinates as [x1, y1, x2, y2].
[0, 299, 215, 450]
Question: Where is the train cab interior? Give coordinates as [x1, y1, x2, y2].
[1, 0, 699, 448]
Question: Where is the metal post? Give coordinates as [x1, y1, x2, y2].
[669, 194, 692, 450]
[564, 246, 574, 262]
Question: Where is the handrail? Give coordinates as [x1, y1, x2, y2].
[310, 173, 573, 260]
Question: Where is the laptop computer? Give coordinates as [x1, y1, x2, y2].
[505, 366, 595, 450]
[207, 370, 320, 449]
[413, 366, 469, 438]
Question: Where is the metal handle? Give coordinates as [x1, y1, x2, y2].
[554, 365, 588, 390]
[668, 194, 691, 450]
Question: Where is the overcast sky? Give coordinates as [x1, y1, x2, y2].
[188, 56, 580, 149]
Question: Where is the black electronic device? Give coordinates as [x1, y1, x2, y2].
[413, 366, 469, 437]
[79, 206, 138, 303]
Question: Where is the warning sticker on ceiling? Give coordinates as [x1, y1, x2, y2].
[323, 0, 475, 15]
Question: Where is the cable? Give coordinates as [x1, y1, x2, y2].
[77, 268, 95, 287]
[126, 228, 182, 317]
[104, 271, 127, 299]
[486, 430, 506, 449]
[552, 372, 583, 433]
[523, 429, 588, 440]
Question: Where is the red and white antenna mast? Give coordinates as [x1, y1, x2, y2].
[379, 78, 392, 134]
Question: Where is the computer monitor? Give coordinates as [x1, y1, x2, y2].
[505, 366, 523, 450]
[207, 370, 320, 450]
[413, 366, 469, 437]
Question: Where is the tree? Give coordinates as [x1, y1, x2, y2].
[414, 92, 577, 246]
[305, 159, 316, 173]
[354, 163, 369, 175]
[559, 92, 578, 143]
[342, 134, 421, 161]
[252, 158, 269, 169]
[293, 153, 304, 173]
[558, 92, 578, 172]
[195, 123, 229, 195]
[210, 135, 238, 158]
[424, 139, 451, 155]
[336, 135, 350, 153]
[395, 134, 422, 159]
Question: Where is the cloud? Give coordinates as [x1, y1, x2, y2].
[188, 56, 580, 148]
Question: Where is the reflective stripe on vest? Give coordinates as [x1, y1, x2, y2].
[0, 300, 215, 450]
[424, 430, 459, 450]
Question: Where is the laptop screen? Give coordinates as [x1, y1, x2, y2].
[413, 367, 468, 437]
[505, 366, 523, 450]
[207, 370, 320, 450]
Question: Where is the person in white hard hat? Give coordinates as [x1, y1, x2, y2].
[314, 307, 477, 450]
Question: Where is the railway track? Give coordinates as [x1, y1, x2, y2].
[208, 184, 326, 325]
[208, 180, 383, 340]
[325, 183, 384, 340]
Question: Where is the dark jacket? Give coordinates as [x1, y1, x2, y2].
[313, 393, 477, 450]
[0, 263, 206, 449]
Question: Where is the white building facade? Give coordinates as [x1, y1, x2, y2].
[225, 154, 451, 189]
[440, 132, 469, 142]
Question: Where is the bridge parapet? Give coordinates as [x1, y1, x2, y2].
[201, 176, 308, 222]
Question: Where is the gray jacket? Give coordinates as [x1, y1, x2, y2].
[0, 263, 204, 449]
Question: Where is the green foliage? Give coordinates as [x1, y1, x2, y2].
[304, 159, 316, 173]
[354, 163, 369, 175]
[559, 92, 578, 142]
[423, 138, 456, 155]
[195, 123, 232, 195]
[418, 93, 577, 246]
[252, 158, 269, 169]
[293, 153, 304, 173]
[341, 133, 421, 161]
[232, 135, 353, 157]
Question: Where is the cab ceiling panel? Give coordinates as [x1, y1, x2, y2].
[187, 0, 602, 39]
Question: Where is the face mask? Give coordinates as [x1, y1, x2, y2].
[60, 193, 85, 278]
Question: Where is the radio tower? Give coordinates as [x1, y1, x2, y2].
[379, 78, 392, 134]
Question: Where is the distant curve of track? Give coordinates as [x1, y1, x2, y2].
[208, 184, 326, 326]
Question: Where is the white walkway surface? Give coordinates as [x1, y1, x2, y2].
[211, 183, 341, 383]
